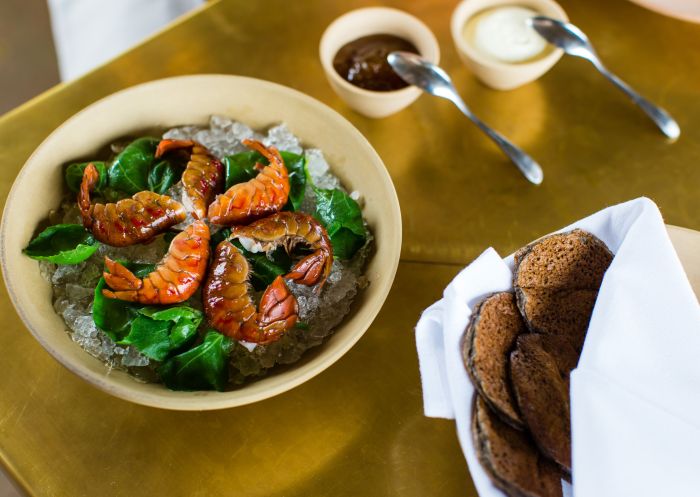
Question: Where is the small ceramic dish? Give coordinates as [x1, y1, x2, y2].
[319, 7, 440, 118]
[0, 75, 402, 411]
[451, 0, 568, 90]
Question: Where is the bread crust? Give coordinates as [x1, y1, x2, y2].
[463, 292, 525, 430]
[510, 334, 572, 473]
[513, 229, 613, 351]
[472, 396, 563, 497]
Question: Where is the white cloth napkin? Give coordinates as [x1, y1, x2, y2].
[415, 197, 700, 497]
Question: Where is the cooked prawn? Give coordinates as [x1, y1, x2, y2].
[102, 220, 210, 304]
[79, 162, 186, 247]
[207, 139, 290, 226]
[230, 211, 333, 288]
[203, 240, 298, 344]
[154, 139, 224, 220]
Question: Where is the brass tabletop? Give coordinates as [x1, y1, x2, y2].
[0, 0, 698, 495]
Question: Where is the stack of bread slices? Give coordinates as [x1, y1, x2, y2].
[463, 230, 613, 497]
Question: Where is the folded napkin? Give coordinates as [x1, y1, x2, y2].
[415, 197, 700, 497]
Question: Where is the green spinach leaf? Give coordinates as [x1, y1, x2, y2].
[108, 137, 159, 194]
[281, 152, 306, 211]
[130, 264, 156, 279]
[231, 240, 292, 290]
[93, 278, 137, 341]
[120, 315, 172, 360]
[209, 228, 231, 248]
[137, 306, 202, 350]
[23, 224, 99, 264]
[118, 306, 202, 360]
[223, 151, 259, 189]
[163, 231, 178, 245]
[147, 160, 177, 194]
[65, 162, 108, 193]
[158, 330, 233, 391]
[92, 263, 154, 341]
[313, 188, 367, 259]
[223, 150, 306, 211]
[211, 231, 291, 289]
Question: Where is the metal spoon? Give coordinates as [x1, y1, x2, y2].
[387, 51, 544, 185]
[529, 16, 680, 140]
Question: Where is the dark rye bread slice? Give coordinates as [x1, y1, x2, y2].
[472, 396, 563, 497]
[514, 229, 612, 289]
[532, 333, 580, 390]
[516, 289, 598, 352]
[514, 229, 613, 351]
[510, 334, 571, 473]
[530, 333, 579, 375]
[463, 292, 526, 429]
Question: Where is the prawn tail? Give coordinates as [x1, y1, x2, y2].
[103, 256, 143, 291]
[239, 276, 298, 344]
[286, 250, 331, 288]
[258, 276, 298, 327]
[100, 289, 138, 302]
[242, 139, 283, 167]
[155, 139, 195, 158]
[78, 162, 99, 229]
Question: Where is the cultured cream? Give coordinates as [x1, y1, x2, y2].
[464, 6, 547, 63]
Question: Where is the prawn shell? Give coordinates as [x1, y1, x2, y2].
[203, 241, 298, 344]
[102, 220, 210, 304]
[155, 139, 224, 220]
[207, 139, 290, 226]
[79, 163, 186, 247]
[231, 211, 333, 288]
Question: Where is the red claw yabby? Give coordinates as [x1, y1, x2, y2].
[102, 220, 210, 304]
[203, 240, 299, 344]
[207, 139, 290, 226]
[155, 139, 224, 220]
[230, 211, 333, 289]
[79, 162, 186, 246]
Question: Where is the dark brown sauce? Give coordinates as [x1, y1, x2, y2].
[333, 34, 419, 92]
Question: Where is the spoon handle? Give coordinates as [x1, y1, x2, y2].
[454, 101, 544, 184]
[596, 64, 680, 140]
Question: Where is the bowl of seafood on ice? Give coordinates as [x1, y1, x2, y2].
[0, 74, 401, 410]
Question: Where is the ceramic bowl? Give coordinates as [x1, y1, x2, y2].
[0, 75, 402, 410]
[451, 0, 568, 90]
[319, 7, 440, 118]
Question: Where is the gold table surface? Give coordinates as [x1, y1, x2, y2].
[0, 0, 698, 495]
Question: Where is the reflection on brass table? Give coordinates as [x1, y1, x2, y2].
[0, 0, 699, 495]
[0, 261, 471, 497]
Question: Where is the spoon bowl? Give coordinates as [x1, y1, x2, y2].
[387, 51, 458, 102]
[528, 16, 595, 60]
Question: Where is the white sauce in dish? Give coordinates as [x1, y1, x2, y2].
[464, 6, 547, 63]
